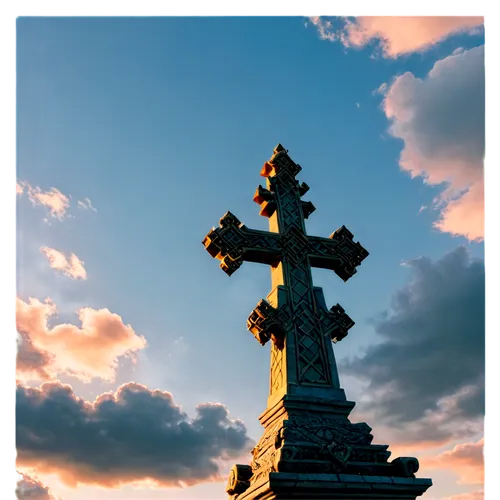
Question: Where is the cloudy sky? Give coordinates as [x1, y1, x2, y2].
[12, 15, 485, 500]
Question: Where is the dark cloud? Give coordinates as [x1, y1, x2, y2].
[16, 472, 56, 500]
[16, 381, 253, 487]
[342, 246, 484, 443]
[16, 332, 54, 381]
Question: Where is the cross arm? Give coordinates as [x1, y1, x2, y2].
[307, 226, 369, 282]
[202, 211, 282, 276]
[319, 304, 355, 343]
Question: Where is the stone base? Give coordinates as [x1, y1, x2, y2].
[237, 472, 432, 500]
[226, 395, 432, 500]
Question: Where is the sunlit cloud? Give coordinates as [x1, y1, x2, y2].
[17, 180, 71, 220]
[441, 489, 484, 500]
[423, 438, 484, 485]
[40, 247, 87, 280]
[16, 297, 147, 382]
[380, 45, 484, 241]
[309, 16, 483, 58]
[27, 186, 70, 220]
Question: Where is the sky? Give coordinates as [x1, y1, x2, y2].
[13, 15, 486, 500]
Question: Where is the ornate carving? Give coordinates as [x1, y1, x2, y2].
[248, 419, 283, 484]
[239, 410, 426, 493]
[319, 303, 355, 344]
[253, 185, 276, 218]
[226, 464, 253, 496]
[301, 200, 316, 219]
[202, 212, 281, 276]
[270, 343, 285, 394]
[391, 457, 420, 478]
[282, 416, 374, 447]
[247, 300, 290, 347]
[308, 227, 370, 282]
[349, 445, 392, 463]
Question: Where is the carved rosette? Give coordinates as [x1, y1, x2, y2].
[226, 464, 253, 496]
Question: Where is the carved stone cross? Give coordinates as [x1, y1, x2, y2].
[202, 145, 432, 500]
[203, 144, 368, 406]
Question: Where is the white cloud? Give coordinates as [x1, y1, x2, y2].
[77, 197, 97, 212]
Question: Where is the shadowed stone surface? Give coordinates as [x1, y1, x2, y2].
[202, 144, 432, 499]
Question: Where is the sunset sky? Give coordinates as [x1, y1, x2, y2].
[12, 14, 486, 500]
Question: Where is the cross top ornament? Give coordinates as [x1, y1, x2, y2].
[203, 144, 368, 401]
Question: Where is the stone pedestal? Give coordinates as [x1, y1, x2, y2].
[226, 395, 431, 500]
[235, 472, 432, 499]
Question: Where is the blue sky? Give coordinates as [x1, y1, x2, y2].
[14, 16, 485, 500]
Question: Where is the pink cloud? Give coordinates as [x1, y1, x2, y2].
[441, 489, 484, 500]
[40, 247, 87, 280]
[17, 180, 71, 219]
[16, 297, 147, 382]
[381, 45, 484, 241]
[309, 16, 483, 58]
[309, 16, 337, 42]
[423, 438, 484, 485]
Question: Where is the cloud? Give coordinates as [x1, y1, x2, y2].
[441, 489, 484, 500]
[16, 331, 54, 382]
[40, 247, 87, 280]
[77, 197, 97, 212]
[308, 16, 337, 41]
[16, 471, 57, 500]
[423, 438, 484, 485]
[18, 181, 71, 220]
[309, 16, 483, 58]
[16, 381, 253, 488]
[341, 246, 484, 445]
[16, 297, 147, 382]
[381, 45, 484, 241]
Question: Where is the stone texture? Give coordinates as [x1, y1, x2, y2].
[202, 144, 432, 499]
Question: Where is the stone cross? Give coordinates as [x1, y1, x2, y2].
[202, 144, 431, 500]
[203, 144, 368, 407]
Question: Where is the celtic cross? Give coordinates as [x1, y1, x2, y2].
[203, 144, 368, 406]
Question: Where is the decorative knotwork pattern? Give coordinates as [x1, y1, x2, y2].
[247, 300, 290, 347]
[309, 227, 370, 282]
[284, 260, 331, 385]
[270, 343, 284, 394]
[280, 226, 313, 266]
[294, 303, 331, 385]
[203, 212, 281, 276]
[319, 303, 355, 343]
